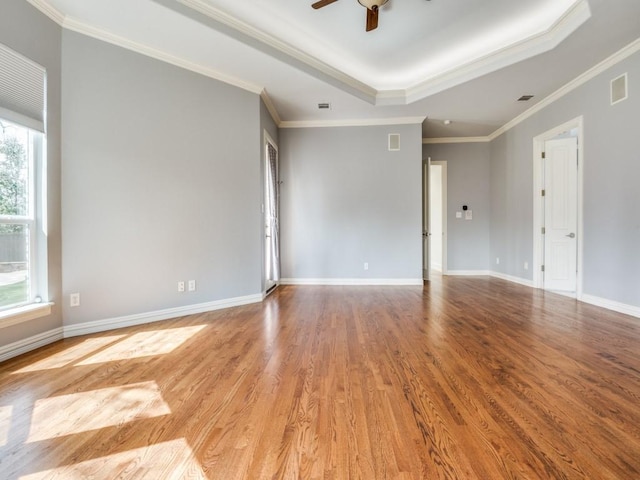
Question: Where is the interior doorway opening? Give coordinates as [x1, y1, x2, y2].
[264, 131, 280, 294]
[430, 161, 447, 274]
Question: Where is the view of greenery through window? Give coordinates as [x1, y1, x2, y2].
[0, 119, 30, 308]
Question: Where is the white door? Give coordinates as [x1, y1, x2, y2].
[422, 157, 431, 281]
[543, 137, 578, 292]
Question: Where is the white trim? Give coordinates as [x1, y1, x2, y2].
[23, 0, 65, 25]
[489, 271, 535, 288]
[424, 37, 640, 145]
[63, 294, 263, 338]
[62, 17, 264, 95]
[405, 0, 591, 105]
[280, 117, 426, 129]
[532, 116, 584, 296]
[178, 0, 377, 103]
[490, 37, 640, 141]
[0, 327, 63, 363]
[423, 137, 491, 144]
[444, 270, 492, 277]
[260, 90, 281, 126]
[0, 302, 53, 330]
[580, 294, 640, 319]
[280, 278, 423, 286]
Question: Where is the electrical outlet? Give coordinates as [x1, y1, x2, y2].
[364, 262, 369, 271]
[70, 293, 80, 307]
[188, 280, 196, 292]
[178, 281, 185, 292]
[524, 262, 529, 270]
[496, 257, 500, 265]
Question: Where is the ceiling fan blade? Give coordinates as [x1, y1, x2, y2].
[312, 0, 338, 9]
[366, 5, 379, 31]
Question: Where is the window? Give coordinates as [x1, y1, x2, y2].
[0, 119, 44, 310]
[0, 42, 48, 321]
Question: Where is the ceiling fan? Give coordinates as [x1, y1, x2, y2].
[312, 0, 389, 32]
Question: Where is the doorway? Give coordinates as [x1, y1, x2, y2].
[264, 132, 280, 294]
[533, 117, 583, 296]
[423, 158, 447, 281]
[430, 161, 447, 274]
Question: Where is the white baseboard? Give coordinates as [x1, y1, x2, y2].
[280, 278, 423, 286]
[63, 293, 264, 338]
[489, 271, 535, 288]
[0, 327, 64, 363]
[445, 270, 492, 276]
[580, 294, 640, 319]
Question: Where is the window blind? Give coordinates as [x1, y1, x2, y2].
[0, 43, 46, 132]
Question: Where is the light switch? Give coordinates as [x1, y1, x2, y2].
[465, 210, 473, 220]
[456, 212, 462, 219]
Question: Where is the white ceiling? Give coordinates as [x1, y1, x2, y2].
[26, 0, 640, 137]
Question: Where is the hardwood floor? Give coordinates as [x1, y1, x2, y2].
[1, 277, 639, 479]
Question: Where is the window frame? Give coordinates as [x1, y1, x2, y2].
[0, 118, 50, 322]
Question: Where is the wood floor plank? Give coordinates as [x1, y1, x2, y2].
[1, 277, 640, 479]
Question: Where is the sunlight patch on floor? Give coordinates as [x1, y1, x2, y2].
[13, 335, 126, 373]
[27, 381, 171, 443]
[0, 405, 12, 447]
[19, 438, 206, 479]
[76, 325, 207, 365]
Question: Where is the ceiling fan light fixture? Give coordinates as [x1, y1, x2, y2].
[357, 0, 388, 10]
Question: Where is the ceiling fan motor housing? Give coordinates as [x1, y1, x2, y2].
[357, 0, 389, 10]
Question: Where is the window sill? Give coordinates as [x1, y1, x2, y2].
[0, 302, 54, 329]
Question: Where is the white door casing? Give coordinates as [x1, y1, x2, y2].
[543, 137, 578, 292]
[422, 157, 431, 281]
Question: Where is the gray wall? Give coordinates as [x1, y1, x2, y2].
[422, 142, 491, 271]
[279, 124, 423, 280]
[490, 50, 640, 307]
[0, 0, 63, 346]
[61, 31, 263, 325]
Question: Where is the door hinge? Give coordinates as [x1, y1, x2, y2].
[541, 265, 545, 272]
[541, 189, 546, 197]
[541, 151, 546, 159]
[541, 227, 545, 235]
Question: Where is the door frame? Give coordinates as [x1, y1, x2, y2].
[532, 116, 584, 297]
[422, 157, 431, 281]
[263, 129, 279, 294]
[430, 161, 448, 274]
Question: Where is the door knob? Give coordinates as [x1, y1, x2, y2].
[566, 233, 576, 238]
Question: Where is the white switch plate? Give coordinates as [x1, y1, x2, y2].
[456, 212, 462, 219]
[524, 262, 529, 270]
[188, 280, 196, 292]
[364, 262, 369, 271]
[178, 281, 185, 292]
[465, 210, 473, 220]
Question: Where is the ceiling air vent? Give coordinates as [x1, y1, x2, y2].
[317, 102, 331, 110]
[518, 95, 534, 101]
[611, 73, 628, 105]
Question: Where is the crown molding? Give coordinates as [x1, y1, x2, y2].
[406, 0, 591, 104]
[177, 0, 590, 107]
[280, 116, 426, 129]
[489, 35, 640, 141]
[260, 90, 281, 126]
[423, 35, 640, 145]
[24, 0, 65, 25]
[62, 16, 264, 95]
[178, 0, 377, 103]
